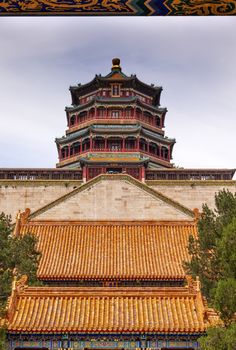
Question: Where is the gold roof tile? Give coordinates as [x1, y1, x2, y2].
[8, 286, 206, 334]
[20, 221, 197, 281]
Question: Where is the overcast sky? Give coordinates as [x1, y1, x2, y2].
[0, 17, 235, 171]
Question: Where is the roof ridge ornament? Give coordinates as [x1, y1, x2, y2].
[111, 58, 121, 72]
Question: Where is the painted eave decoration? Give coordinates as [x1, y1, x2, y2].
[0, 0, 235, 16]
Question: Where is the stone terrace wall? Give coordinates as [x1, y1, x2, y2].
[0, 179, 235, 221]
[34, 179, 192, 221]
[0, 181, 82, 220]
[147, 180, 236, 211]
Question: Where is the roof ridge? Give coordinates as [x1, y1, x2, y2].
[24, 220, 196, 225]
[14, 285, 197, 297]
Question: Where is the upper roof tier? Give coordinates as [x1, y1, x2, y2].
[19, 220, 196, 281]
[69, 58, 163, 107]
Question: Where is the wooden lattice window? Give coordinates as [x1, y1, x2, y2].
[126, 168, 141, 180]
[111, 84, 120, 96]
[88, 167, 103, 180]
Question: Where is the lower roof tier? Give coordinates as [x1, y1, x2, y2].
[56, 152, 173, 169]
[19, 221, 197, 281]
[7, 282, 214, 334]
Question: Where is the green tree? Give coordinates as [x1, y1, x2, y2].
[0, 212, 41, 349]
[185, 189, 236, 349]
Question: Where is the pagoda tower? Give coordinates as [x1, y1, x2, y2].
[56, 58, 175, 181]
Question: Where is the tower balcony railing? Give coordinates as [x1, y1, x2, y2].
[68, 112, 164, 133]
[59, 145, 170, 163]
[0, 169, 83, 180]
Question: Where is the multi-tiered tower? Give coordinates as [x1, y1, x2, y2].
[56, 58, 175, 181]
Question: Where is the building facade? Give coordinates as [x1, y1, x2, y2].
[56, 58, 175, 182]
[2, 59, 235, 350]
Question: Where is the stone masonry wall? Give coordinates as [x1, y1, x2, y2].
[0, 180, 235, 221]
[35, 179, 192, 221]
[148, 181, 236, 211]
[0, 181, 82, 220]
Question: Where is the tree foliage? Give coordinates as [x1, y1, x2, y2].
[0, 212, 41, 312]
[199, 323, 236, 350]
[0, 212, 41, 349]
[185, 189, 236, 349]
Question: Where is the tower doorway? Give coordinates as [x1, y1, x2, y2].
[106, 167, 122, 174]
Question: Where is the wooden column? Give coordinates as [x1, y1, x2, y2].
[82, 166, 87, 183]
[141, 166, 145, 183]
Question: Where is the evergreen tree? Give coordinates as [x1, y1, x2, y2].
[0, 212, 41, 349]
[185, 189, 236, 349]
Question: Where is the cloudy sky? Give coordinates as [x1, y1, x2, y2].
[0, 17, 235, 171]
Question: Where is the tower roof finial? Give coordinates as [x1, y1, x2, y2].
[112, 58, 121, 72]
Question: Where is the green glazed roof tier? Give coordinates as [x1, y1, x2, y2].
[69, 67, 162, 106]
[55, 125, 175, 146]
[80, 153, 149, 165]
[65, 96, 167, 115]
[56, 151, 174, 169]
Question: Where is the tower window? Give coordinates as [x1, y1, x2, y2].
[70, 115, 76, 126]
[111, 84, 120, 96]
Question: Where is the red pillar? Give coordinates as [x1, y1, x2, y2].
[122, 138, 125, 151]
[82, 166, 87, 183]
[105, 138, 107, 151]
[141, 166, 145, 183]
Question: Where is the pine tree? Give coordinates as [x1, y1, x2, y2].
[0, 212, 41, 349]
[185, 190, 236, 349]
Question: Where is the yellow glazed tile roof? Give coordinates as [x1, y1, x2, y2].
[20, 221, 197, 281]
[8, 286, 205, 334]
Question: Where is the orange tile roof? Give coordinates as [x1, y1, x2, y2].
[20, 221, 197, 281]
[8, 286, 205, 334]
